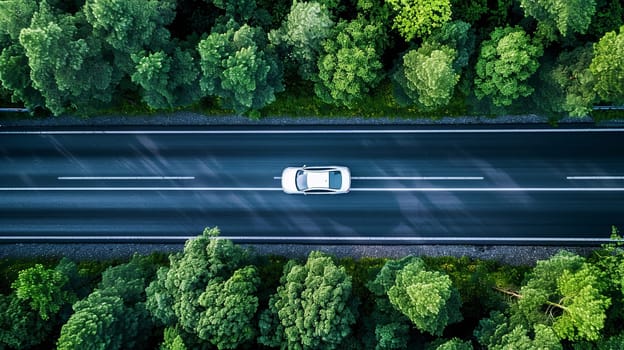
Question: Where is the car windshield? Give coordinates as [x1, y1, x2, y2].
[295, 170, 308, 190]
[328, 171, 342, 189]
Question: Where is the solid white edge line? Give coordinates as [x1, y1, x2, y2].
[2, 128, 624, 135]
[58, 176, 195, 180]
[567, 176, 624, 180]
[2, 187, 624, 191]
[0, 236, 617, 243]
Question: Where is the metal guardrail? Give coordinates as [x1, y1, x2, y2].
[593, 106, 624, 110]
[0, 107, 29, 113]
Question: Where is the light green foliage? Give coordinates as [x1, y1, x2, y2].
[426, 337, 473, 350]
[392, 43, 459, 110]
[315, 18, 385, 108]
[537, 45, 596, 117]
[387, 259, 462, 336]
[18, 1, 115, 115]
[367, 256, 418, 350]
[475, 311, 562, 350]
[590, 25, 624, 104]
[11, 263, 74, 321]
[198, 21, 284, 114]
[161, 327, 188, 350]
[197, 266, 260, 349]
[131, 48, 202, 110]
[57, 291, 126, 350]
[520, 0, 596, 38]
[146, 228, 259, 349]
[269, 1, 334, 80]
[387, 0, 451, 41]
[514, 251, 611, 342]
[475, 26, 543, 106]
[258, 251, 357, 350]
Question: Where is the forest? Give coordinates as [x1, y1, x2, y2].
[0, 0, 623, 119]
[1, 227, 623, 349]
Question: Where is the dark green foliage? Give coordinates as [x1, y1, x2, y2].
[57, 255, 158, 350]
[535, 45, 596, 117]
[587, 0, 624, 39]
[131, 47, 202, 110]
[520, 0, 596, 39]
[0, 43, 44, 111]
[198, 20, 284, 115]
[450, 0, 487, 24]
[258, 251, 357, 350]
[314, 18, 385, 108]
[84, 0, 175, 72]
[474, 26, 543, 107]
[428, 21, 475, 71]
[18, 1, 116, 115]
[0, 292, 54, 349]
[475, 311, 562, 349]
[590, 25, 624, 104]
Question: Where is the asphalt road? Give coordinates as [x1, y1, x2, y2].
[1, 127, 623, 245]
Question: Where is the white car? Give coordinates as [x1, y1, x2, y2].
[281, 165, 351, 194]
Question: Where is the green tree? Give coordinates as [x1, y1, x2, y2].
[392, 43, 459, 110]
[590, 25, 624, 104]
[474, 26, 543, 107]
[520, 0, 596, 39]
[57, 255, 157, 350]
[0, 0, 38, 41]
[535, 45, 596, 117]
[387, 0, 451, 41]
[258, 251, 357, 350]
[0, 293, 54, 349]
[131, 47, 202, 110]
[198, 20, 284, 114]
[146, 228, 259, 349]
[0, 43, 45, 111]
[502, 251, 611, 342]
[197, 266, 260, 349]
[161, 327, 188, 350]
[315, 18, 385, 108]
[387, 259, 462, 336]
[587, 0, 624, 39]
[428, 20, 475, 71]
[19, 1, 115, 115]
[269, 1, 334, 80]
[84, 0, 175, 73]
[11, 263, 75, 321]
[475, 311, 562, 350]
[366, 256, 419, 350]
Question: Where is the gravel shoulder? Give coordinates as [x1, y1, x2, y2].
[1, 112, 620, 265]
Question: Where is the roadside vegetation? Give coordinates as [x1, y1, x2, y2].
[1, 226, 623, 349]
[1, 0, 623, 120]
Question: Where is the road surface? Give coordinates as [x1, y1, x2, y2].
[0, 126, 622, 244]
